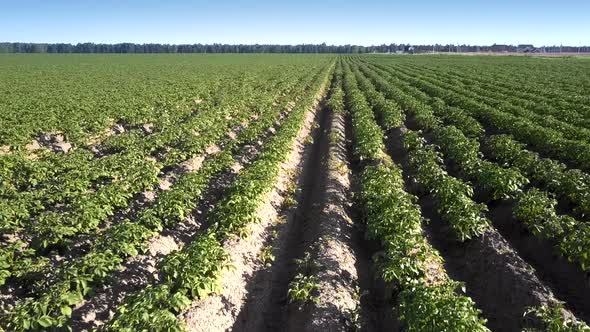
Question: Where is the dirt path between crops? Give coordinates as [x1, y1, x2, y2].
[488, 201, 590, 324]
[226, 90, 394, 331]
[249, 93, 335, 332]
[182, 74, 395, 332]
[298, 105, 370, 331]
[179, 82, 329, 332]
[301, 103, 401, 331]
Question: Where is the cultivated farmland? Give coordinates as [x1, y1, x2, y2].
[1, 54, 589, 331]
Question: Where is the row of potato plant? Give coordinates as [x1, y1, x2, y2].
[0, 65, 329, 331]
[359, 59, 590, 273]
[394, 62, 590, 143]
[101, 61, 335, 331]
[401, 60, 590, 129]
[358, 55, 590, 331]
[350, 62, 489, 240]
[485, 134, 590, 219]
[0, 59, 328, 244]
[341, 59, 489, 331]
[371, 60, 590, 171]
[368, 55, 590, 124]
[0, 70, 314, 291]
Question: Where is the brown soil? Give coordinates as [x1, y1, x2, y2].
[24, 139, 41, 152]
[421, 198, 562, 331]
[248, 94, 334, 332]
[27, 132, 73, 153]
[0, 145, 11, 155]
[181, 85, 328, 332]
[227, 92, 399, 332]
[142, 123, 154, 135]
[301, 108, 364, 331]
[180, 155, 206, 172]
[489, 201, 590, 324]
[109, 124, 126, 135]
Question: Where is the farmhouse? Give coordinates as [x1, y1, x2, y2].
[490, 43, 510, 52]
[518, 44, 535, 53]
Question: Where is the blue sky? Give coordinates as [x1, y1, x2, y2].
[1, 0, 588, 46]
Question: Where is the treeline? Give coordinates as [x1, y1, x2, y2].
[0, 42, 396, 54]
[1, 42, 588, 54]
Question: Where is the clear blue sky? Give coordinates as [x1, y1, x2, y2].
[1, 0, 588, 46]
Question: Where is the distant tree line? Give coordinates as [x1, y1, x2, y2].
[0, 43, 395, 54]
[0, 42, 588, 54]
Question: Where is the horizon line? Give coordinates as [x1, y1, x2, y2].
[2, 41, 589, 47]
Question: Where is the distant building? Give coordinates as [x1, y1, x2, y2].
[490, 44, 510, 52]
[518, 44, 535, 53]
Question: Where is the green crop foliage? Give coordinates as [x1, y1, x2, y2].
[0, 55, 335, 331]
[3, 53, 590, 331]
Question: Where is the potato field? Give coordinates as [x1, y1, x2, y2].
[1, 54, 590, 332]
